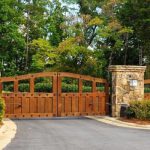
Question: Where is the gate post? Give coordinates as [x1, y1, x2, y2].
[109, 65, 146, 117]
[57, 72, 62, 117]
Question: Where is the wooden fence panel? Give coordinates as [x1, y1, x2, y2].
[57, 72, 108, 117]
[0, 72, 108, 118]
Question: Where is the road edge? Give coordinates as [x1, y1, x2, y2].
[0, 119, 17, 150]
[86, 116, 150, 130]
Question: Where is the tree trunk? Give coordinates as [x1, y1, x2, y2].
[124, 33, 129, 65]
[139, 46, 143, 66]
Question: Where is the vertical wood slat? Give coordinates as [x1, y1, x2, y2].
[45, 97, 52, 113]
[30, 97, 37, 113]
[14, 96, 21, 114]
[82, 96, 86, 113]
[14, 80, 18, 92]
[101, 97, 106, 115]
[22, 97, 29, 113]
[93, 96, 98, 113]
[10, 97, 14, 114]
[14, 80, 18, 115]
[30, 78, 34, 93]
[53, 73, 58, 116]
[98, 96, 102, 113]
[4, 96, 10, 114]
[29, 77, 35, 113]
[38, 97, 45, 113]
[72, 96, 76, 112]
[57, 74, 62, 116]
[79, 79, 82, 93]
[0, 82, 2, 93]
[79, 79, 83, 113]
[92, 81, 96, 114]
[105, 82, 109, 115]
[65, 96, 70, 113]
[85, 96, 90, 113]
[92, 81, 96, 92]
[61, 97, 65, 113]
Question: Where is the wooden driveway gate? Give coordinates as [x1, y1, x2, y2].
[0, 72, 108, 118]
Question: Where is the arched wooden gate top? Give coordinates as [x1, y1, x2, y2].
[0, 72, 107, 82]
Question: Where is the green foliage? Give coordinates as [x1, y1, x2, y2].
[0, 97, 5, 122]
[3, 82, 104, 93]
[117, 0, 150, 65]
[126, 100, 150, 120]
[144, 83, 150, 93]
[18, 83, 30, 92]
[144, 88, 150, 93]
[57, 38, 100, 76]
[62, 83, 78, 92]
[77, 0, 103, 16]
[125, 107, 135, 119]
[35, 83, 52, 93]
[0, 0, 150, 77]
[47, 0, 65, 46]
[30, 39, 58, 71]
[0, 0, 25, 76]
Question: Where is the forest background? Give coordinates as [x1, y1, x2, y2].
[0, 0, 149, 79]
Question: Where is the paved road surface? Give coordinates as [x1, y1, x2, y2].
[4, 118, 150, 150]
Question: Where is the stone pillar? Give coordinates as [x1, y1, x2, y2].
[109, 65, 146, 117]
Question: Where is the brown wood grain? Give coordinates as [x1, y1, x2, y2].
[1, 72, 108, 118]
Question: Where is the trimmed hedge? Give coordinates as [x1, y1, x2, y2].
[126, 100, 150, 120]
[145, 88, 150, 93]
[3, 83, 105, 93]
[0, 97, 5, 123]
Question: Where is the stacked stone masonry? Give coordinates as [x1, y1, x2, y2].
[109, 65, 146, 117]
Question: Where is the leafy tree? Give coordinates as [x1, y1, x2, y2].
[0, 0, 25, 76]
[46, 0, 66, 46]
[117, 0, 150, 65]
[57, 37, 97, 76]
[0, 0, 149, 78]
[30, 38, 58, 72]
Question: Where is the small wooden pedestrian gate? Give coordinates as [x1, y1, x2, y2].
[0, 72, 108, 118]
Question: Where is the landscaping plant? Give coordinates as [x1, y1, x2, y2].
[0, 97, 5, 123]
[126, 100, 150, 120]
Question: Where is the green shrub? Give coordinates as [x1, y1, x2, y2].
[144, 88, 150, 93]
[19, 83, 30, 92]
[35, 83, 52, 92]
[125, 107, 135, 119]
[97, 87, 105, 92]
[62, 83, 78, 92]
[126, 100, 150, 120]
[3, 82, 105, 93]
[0, 97, 5, 123]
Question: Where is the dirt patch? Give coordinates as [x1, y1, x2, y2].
[0, 122, 3, 128]
[119, 118, 150, 125]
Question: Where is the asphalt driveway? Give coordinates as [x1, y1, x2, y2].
[4, 118, 150, 150]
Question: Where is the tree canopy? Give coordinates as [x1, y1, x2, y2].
[0, 0, 149, 78]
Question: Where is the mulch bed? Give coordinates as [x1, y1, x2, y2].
[119, 118, 150, 125]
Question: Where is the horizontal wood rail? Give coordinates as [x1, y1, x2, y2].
[144, 79, 150, 84]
